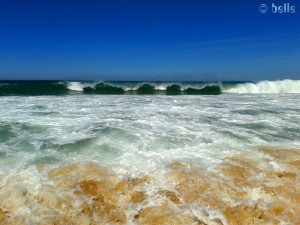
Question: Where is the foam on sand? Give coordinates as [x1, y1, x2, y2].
[0, 147, 299, 225]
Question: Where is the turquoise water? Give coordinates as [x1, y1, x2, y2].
[0, 94, 299, 175]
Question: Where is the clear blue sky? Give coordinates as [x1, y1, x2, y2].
[0, 0, 299, 81]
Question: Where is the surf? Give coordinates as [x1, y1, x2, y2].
[0, 80, 299, 96]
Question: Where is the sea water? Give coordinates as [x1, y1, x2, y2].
[0, 81, 300, 224]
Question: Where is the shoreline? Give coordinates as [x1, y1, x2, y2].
[0, 147, 299, 225]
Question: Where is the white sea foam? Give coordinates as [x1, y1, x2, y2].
[0, 94, 299, 224]
[67, 81, 84, 91]
[0, 94, 299, 173]
[67, 82, 94, 91]
[223, 79, 300, 93]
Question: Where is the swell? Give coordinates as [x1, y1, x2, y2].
[0, 82, 70, 96]
[69, 79, 300, 94]
[71, 82, 223, 95]
[0, 80, 299, 96]
[0, 82, 222, 95]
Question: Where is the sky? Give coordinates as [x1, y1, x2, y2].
[0, 0, 299, 81]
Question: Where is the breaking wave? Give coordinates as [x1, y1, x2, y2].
[223, 79, 300, 94]
[0, 80, 299, 96]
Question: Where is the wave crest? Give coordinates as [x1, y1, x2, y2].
[0, 80, 299, 96]
[67, 82, 222, 95]
[223, 80, 300, 94]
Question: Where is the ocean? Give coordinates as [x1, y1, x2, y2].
[0, 80, 300, 224]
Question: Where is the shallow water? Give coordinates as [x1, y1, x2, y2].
[0, 94, 299, 224]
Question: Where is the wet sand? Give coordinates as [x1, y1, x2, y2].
[0, 147, 299, 225]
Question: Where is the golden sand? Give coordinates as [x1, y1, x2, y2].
[0, 147, 299, 224]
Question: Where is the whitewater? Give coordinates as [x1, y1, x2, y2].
[0, 81, 300, 224]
